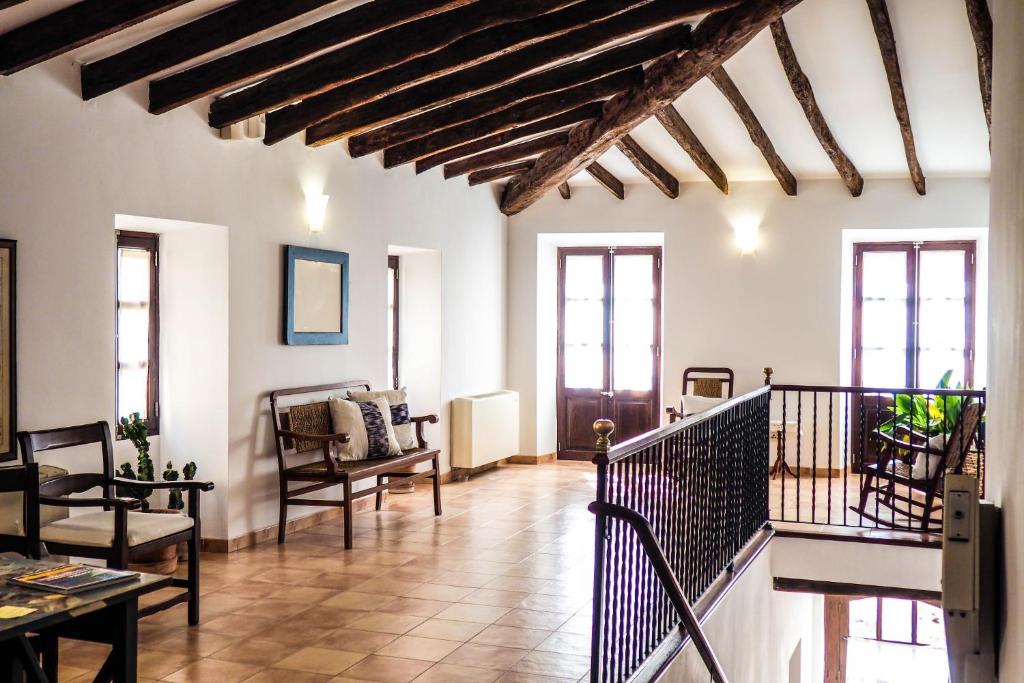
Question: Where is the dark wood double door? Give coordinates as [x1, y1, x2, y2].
[557, 246, 662, 460]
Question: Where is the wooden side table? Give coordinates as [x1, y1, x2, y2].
[769, 420, 799, 479]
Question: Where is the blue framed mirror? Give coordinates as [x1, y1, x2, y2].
[284, 245, 349, 345]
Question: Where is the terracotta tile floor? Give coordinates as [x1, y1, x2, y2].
[59, 462, 597, 683]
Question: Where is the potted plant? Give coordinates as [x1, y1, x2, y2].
[878, 370, 977, 478]
[117, 412, 198, 573]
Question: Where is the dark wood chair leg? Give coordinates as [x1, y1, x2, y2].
[278, 480, 288, 544]
[854, 468, 877, 516]
[187, 531, 200, 626]
[375, 475, 384, 511]
[343, 479, 354, 550]
[31, 632, 58, 681]
[432, 455, 442, 516]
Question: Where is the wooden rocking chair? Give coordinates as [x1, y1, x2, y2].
[851, 401, 983, 531]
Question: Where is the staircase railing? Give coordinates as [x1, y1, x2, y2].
[589, 386, 771, 683]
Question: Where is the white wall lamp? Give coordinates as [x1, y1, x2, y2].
[305, 193, 330, 234]
[733, 216, 761, 255]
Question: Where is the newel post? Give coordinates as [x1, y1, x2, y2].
[590, 417, 615, 683]
[763, 367, 774, 386]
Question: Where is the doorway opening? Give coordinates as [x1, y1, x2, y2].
[556, 245, 662, 460]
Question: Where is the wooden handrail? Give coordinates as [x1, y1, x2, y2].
[770, 383, 985, 397]
[589, 501, 729, 683]
[597, 385, 771, 466]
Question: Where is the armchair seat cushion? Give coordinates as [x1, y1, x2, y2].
[41, 511, 194, 548]
[0, 465, 69, 536]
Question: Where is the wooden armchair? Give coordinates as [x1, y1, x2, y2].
[851, 401, 983, 531]
[0, 462, 41, 559]
[271, 381, 442, 549]
[17, 422, 214, 625]
[666, 367, 735, 423]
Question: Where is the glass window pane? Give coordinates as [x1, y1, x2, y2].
[918, 250, 967, 387]
[916, 602, 944, 646]
[387, 267, 395, 388]
[117, 368, 148, 421]
[564, 255, 605, 390]
[919, 350, 966, 389]
[861, 299, 908, 350]
[880, 598, 914, 643]
[613, 254, 655, 392]
[117, 245, 152, 422]
[861, 251, 907, 299]
[849, 598, 878, 639]
[919, 250, 966, 299]
[117, 249, 150, 302]
[861, 349, 907, 388]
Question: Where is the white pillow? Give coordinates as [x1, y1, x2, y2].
[348, 387, 416, 451]
[681, 394, 726, 416]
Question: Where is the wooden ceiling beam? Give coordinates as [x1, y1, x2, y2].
[615, 133, 679, 198]
[412, 104, 604, 173]
[501, 0, 803, 215]
[865, 0, 925, 195]
[468, 160, 536, 186]
[346, 24, 690, 159]
[964, 0, 992, 135]
[81, 0, 338, 100]
[444, 131, 571, 179]
[586, 162, 625, 199]
[654, 105, 728, 193]
[300, 0, 726, 147]
[210, 0, 581, 130]
[770, 18, 862, 196]
[0, 0, 192, 75]
[558, 182, 572, 199]
[708, 66, 796, 196]
[148, 0, 473, 115]
[383, 67, 639, 167]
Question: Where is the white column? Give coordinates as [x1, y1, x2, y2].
[987, 0, 1024, 674]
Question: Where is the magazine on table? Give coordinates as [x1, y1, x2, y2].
[9, 564, 138, 594]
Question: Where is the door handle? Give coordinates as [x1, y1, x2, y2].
[600, 391, 615, 398]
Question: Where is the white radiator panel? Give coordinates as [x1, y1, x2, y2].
[452, 390, 520, 469]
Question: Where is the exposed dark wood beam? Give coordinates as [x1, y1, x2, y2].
[865, 0, 925, 195]
[773, 577, 941, 602]
[708, 66, 797, 196]
[346, 24, 690, 159]
[558, 182, 572, 199]
[771, 19, 862, 196]
[964, 0, 992, 135]
[0, 0, 192, 75]
[501, 0, 804, 215]
[211, 0, 581, 130]
[81, 0, 338, 100]
[301, 0, 724, 147]
[468, 160, 536, 186]
[586, 162, 625, 199]
[615, 133, 679, 198]
[412, 104, 604, 173]
[383, 67, 640, 167]
[148, 0, 473, 115]
[444, 131, 570, 179]
[654, 105, 728, 193]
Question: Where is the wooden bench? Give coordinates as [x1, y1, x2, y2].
[270, 381, 441, 549]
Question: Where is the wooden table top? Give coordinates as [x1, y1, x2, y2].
[0, 557, 170, 640]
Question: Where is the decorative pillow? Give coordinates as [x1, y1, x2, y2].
[348, 388, 416, 451]
[681, 394, 726, 417]
[329, 397, 402, 460]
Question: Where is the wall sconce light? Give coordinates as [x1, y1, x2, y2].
[733, 218, 760, 255]
[305, 193, 329, 234]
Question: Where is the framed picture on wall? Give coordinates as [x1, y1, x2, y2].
[0, 240, 15, 462]
[284, 245, 349, 345]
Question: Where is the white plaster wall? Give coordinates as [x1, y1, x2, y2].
[0, 62, 506, 542]
[771, 537, 941, 593]
[987, 0, 1024, 676]
[159, 224, 230, 539]
[663, 545, 823, 683]
[508, 178, 990, 456]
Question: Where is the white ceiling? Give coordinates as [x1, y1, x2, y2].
[0, 0, 991, 190]
[578, 0, 991, 188]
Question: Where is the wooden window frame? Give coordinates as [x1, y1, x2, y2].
[116, 230, 160, 436]
[852, 240, 976, 388]
[388, 255, 400, 390]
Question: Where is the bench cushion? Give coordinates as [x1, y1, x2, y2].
[41, 511, 194, 548]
